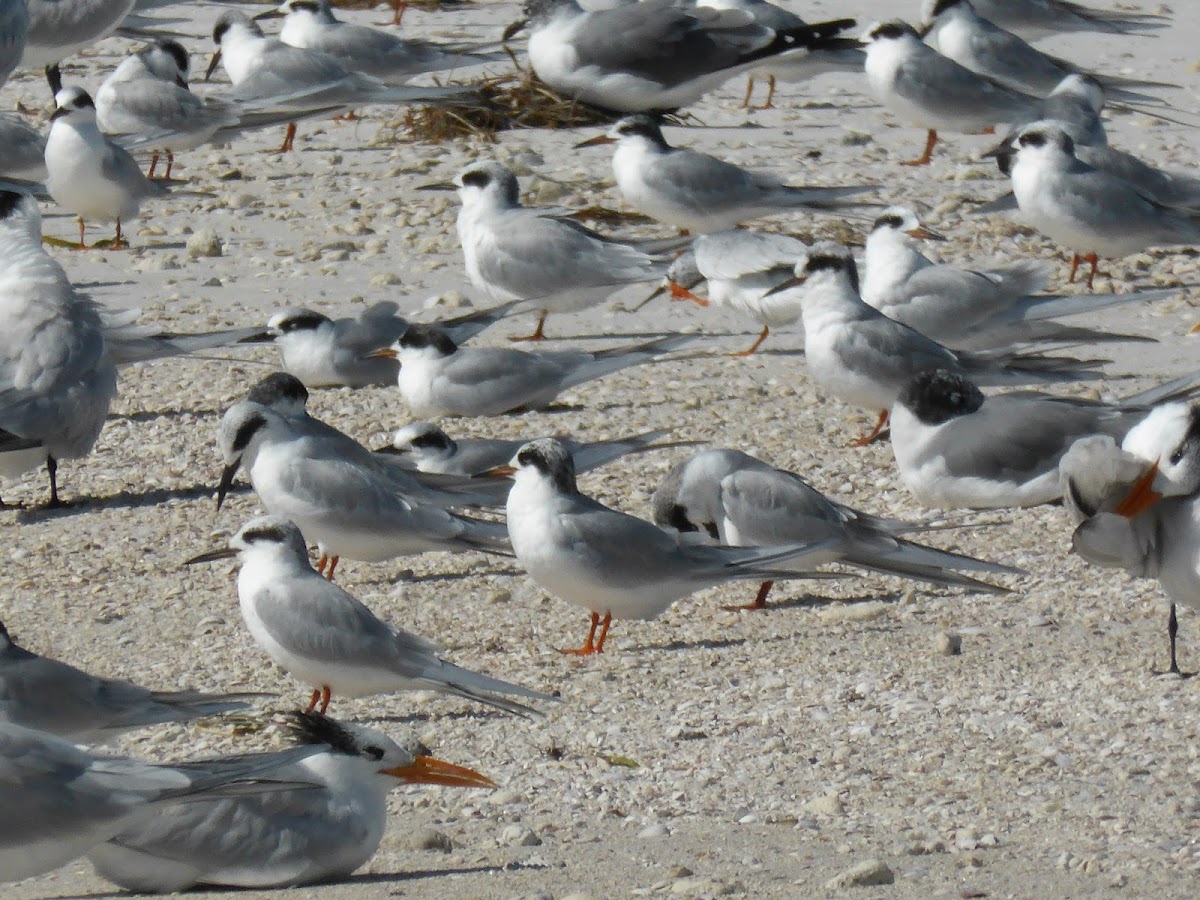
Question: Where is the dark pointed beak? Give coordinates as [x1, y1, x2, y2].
[762, 274, 805, 298]
[417, 181, 457, 192]
[237, 330, 277, 344]
[253, 8, 284, 20]
[483, 464, 516, 478]
[374, 444, 404, 455]
[49, 106, 67, 121]
[184, 547, 238, 565]
[573, 134, 617, 149]
[205, 50, 222, 82]
[502, 18, 528, 41]
[905, 225, 946, 241]
[216, 460, 240, 510]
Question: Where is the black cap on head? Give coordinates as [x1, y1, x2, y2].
[246, 373, 309, 408]
[898, 369, 985, 425]
[398, 324, 458, 356]
[516, 438, 577, 494]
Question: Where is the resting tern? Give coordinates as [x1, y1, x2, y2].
[891, 368, 1200, 510]
[207, 11, 475, 152]
[254, 300, 518, 388]
[0, 620, 258, 740]
[508, 0, 859, 113]
[0, 720, 319, 883]
[1063, 403, 1200, 675]
[380, 420, 685, 478]
[432, 159, 686, 341]
[1004, 122, 1200, 288]
[575, 115, 876, 234]
[861, 19, 1041, 165]
[499, 438, 846, 653]
[216, 401, 510, 575]
[273, 0, 503, 83]
[371, 325, 692, 418]
[45, 86, 166, 248]
[969, 0, 1169, 39]
[652, 447, 1017, 609]
[768, 242, 1105, 445]
[922, 0, 1176, 101]
[88, 712, 495, 891]
[187, 516, 551, 715]
[861, 207, 1170, 348]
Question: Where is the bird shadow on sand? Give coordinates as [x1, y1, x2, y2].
[11, 482, 249, 523]
[756, 591, 902, 613]
[629, 635, 747, 653]
[106, 406, 224, 424]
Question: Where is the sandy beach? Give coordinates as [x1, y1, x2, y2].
[7, 0, 1200, 896]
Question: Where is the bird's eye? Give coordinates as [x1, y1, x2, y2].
[363, 745, 385, 761]
[517, 449, 534, 467]
[1171, 448, 1185, 465]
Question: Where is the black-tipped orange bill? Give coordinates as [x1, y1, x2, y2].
[762, 274, 804, 298]
[364, 347, 397, 360]
[216, 461, 240, 510]
[381, 756, 496, 789]
[1114, 461, 1162, 518]
[573, 134, 617, 149]
[483, 464, 516, 478]
[905, 225, 945, 241]
[205, 51, 222, 82]
[184, 547, 237, 566]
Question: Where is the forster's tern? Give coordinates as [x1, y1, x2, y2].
[22, 0, 131, 96]
[379, 421, 685, 478]
[0, 720, 319, 883]
[651, 447, 1017, 608]
[0, 620, 258, 740]
[891, 368, 1200, 510]
[1005, 122, 1200, 287]
[256, 300, 518, 388]
[510, 0, 859, 113]
[435, 160, 685, 341]
[673, 228, 809, 354]
[771, 242, 1105, 445]
[45, 86, 166, 248]
[89, 712, 495, 891]
[187, 516, 551, 715]
[1063, 403, 1200, 675]
[208, 11, 475, 152]
[216, 401, 510, 574]
[861, 207, 1169, 348]
[501, 438, 846, 653]
[371, 325, 692, 418]
[922, 0, 1176, 100]
[575, 115, 876, 234]
[861, 19, 1041, 165]
[970, 0, 1169, 39]
[274, 0, 503, 83]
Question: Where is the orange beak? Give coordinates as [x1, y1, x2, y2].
[364, 347, 398, 360]
[483, 464, 516, 477]
[905, 225, 946, 241]
[1188, 321, 1200, 334]
[1114, 460, 1162, 518]
[573, 134, 617, 149]
[381, 755, 496, 789]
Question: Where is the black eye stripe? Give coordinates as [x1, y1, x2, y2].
[232, 413, 266, 454]
[241, 525, 286, 544]
[461, 169, 491, 188]
[873, 213, 904, 231]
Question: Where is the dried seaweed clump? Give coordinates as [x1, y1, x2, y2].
[401, 70, 619, 143]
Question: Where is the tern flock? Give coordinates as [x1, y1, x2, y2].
[0, 0, 1197, 890]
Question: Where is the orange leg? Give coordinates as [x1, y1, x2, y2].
[324, 556, 339, 581]
[753, 75, 777, 111]
[163, 150, 174, 179]
[851, 409, 890, 447]
[510, 310, 548, 342]
[1068, 253, 1082, 283]
[560, 611, 601, 656]
[108, 218, 128, 250]
[593, 612, 613, 653]
[900, 130, 938, 167]
[378, 0, 407, 25]
[305, 688, 321, 713]
[279, 122, 297, 153]
[335, 110, 359, 122]
[1083, 252, 1101, 289]
[147, 153, 159, 179]
[725, 579, 773, 611]
[76, 217, 86, 249]
[668, 280, 709, 307]
[740, 75, 756, 109]
[316, 554, 328, 575]
[317, 686, 331, 714]
[731, 326, 769, 357]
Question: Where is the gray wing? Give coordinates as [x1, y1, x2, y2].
[895, 50, 1039, 120]
[1054, 162, 1200, 244]
[959, 17, 1074, 92]
[694, 230, 806, 281]
[100, 81, 237, 137]
[99, 139, 161, 202]
[719, 468, 845, 544]
[247, 577, 439, 676]
[831, 313, 960, 379]
[431, 347, 582, 413]
[645, 148, 764, 212]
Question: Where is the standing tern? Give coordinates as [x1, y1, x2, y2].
[274, 0, 504, 83]
[861, 207, 1171, 348]
[370, 325, 693, 418]
[767, 242, 1105, 445]
[861, 19, 1041, 165]
[45, 86, 166, 248]
[0, 720, 320, 883]
[651, 447, 1017, 609]
[1063, 403, 1200, 675]
[207, 11, 475, 152]
[187, 516, 552, 715]
[890, 368, 1200, 510]
[380, 420, 687, 478]
[575, 115, 877, 234]
[88, 712, 495, 892]
[216, 401, 510, 575]
[254, 300, 519, 388]
[0, 619, 259, 740]
[508, 0, 859, 113]
[969, 0, 1169, 39]
[1004, 122, 1200, 288]
[922, 0, 1177, 101]
[433, 160, 686, 341]
[499, 438, 848, 654]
